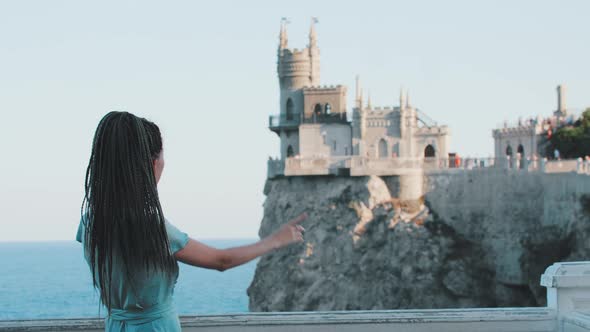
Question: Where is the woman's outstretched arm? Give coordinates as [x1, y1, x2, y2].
[174, 213, 307, 271]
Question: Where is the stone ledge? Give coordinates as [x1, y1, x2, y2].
[563, 312, 590, 331]
[541, 262, 590, 288]
[0, 308, 556, 331]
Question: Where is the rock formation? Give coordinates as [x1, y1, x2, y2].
[247, 171, 590, 311]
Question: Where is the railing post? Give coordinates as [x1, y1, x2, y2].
[541, 261, 590, 328]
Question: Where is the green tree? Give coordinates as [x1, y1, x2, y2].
[550, 108, 590, 158]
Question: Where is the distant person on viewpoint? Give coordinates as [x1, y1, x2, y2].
[77, 111, 306, 331]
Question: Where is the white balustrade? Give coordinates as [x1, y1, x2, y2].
[267, 155, 590, 178]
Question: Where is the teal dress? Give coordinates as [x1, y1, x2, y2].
[76, 217, 189, 332]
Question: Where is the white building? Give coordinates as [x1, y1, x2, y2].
[492, 85, 577, 167]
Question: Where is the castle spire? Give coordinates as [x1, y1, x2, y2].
[308, 17, 320, 86]
[359, 88, 364, 109]
[400, 87, 406, 109]
[367, 91, 372, 109]
[279, 18, 289, 50]
[355, 75, 361, 108]
[406, 90, 411, 108]
[309, 17, 318, 47]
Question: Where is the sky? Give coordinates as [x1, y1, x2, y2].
[0, 0, 589, 241]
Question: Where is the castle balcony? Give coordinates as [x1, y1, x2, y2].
[269, 113, 350, 133]
[269, 113, 302, 133]
[2, 261, 590, 332]
[284, 156, 350, 176]
[302, 112, 349, 125]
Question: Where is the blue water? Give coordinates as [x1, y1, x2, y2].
[0, 240, 258, 320]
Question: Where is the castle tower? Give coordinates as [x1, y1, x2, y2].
[555, 84, 567, 117]
[271, 20, 350, 160]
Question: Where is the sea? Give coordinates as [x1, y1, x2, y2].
[0, 239, 258, 320]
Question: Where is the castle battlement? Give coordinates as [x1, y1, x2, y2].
[303, 84, 343, 89]
[492, 126, 538, 137]
[417, 126, 450, 135]
[280, 48, 310, 57]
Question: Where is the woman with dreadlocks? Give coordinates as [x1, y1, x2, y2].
[76, 111, 306, 331]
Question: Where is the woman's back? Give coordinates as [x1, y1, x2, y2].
[77, 216, 189, 331]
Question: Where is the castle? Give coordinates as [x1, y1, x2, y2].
[268, 20, 450, 178]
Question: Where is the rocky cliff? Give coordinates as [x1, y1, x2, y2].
[247, 170, 590, 311]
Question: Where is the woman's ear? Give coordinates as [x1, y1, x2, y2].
[153, 150, 165, 184]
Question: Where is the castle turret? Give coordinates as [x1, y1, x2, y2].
[277, 19, 320, 92]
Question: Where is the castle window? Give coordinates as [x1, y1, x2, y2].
[424, 145, 436, 158]
[325, 103, 332, 114]
[287, 145, 294, 157]
[286, 98, 294, 121]
[378, 139, 388, 158]
[517, 144, 525, 169]
[314, 103, 323, 116]
[392, 142, 400, 157]
[517, 144, 524, 157]
[506, 145, 513, 157]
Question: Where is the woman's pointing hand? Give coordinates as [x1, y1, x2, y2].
[270, 212, 308, 249]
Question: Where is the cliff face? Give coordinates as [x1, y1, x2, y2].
[247, 171, 590, 311]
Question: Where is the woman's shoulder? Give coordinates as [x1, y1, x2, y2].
[75, 214, 188, 253]
[164, 218, 189, 254]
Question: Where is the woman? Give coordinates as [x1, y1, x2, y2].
[76, 111, 306, 331]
